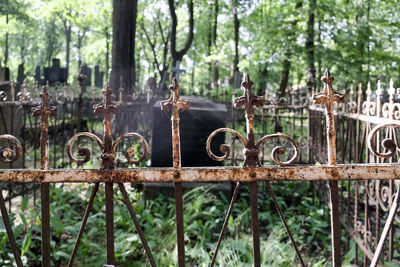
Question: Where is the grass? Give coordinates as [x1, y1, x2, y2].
[0, 181, 341, 266]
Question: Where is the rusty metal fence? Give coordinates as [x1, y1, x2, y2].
[0, 69, 399, 267]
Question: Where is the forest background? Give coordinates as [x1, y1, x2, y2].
[1, 0, 399, 96]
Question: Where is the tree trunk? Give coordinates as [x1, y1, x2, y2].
[4, 12, 9, 66]
[65, 24, 71, 80]
[106, 31, 110, 81]
[230, 0, 239, 85]
[306, 0, 316, 94]
[278, 53, 291, 98]
[169, 0, 194, 75]
[110, 0, 138, 94]
[213, 0, 219, 88]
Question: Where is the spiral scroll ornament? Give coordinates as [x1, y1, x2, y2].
[206, 128, 247, 162]
[255, 134, 299, 166]
[112, 133, 149, 165]
[368, 123, 400, 159]
[0, 134, 22, 163]
[206, 73, 299, 167]
[67, 133, 104, 165]
[66, 83, 149, 169]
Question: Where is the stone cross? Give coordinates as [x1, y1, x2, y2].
[171, 61, 186, 83]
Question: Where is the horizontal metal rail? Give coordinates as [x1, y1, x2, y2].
[0, 163, 399, 183]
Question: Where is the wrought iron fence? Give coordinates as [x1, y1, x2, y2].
[0, 69, 399, 267]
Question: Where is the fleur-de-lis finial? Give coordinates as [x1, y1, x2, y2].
[32, 85, 56, 170]
[161, 77, 189, 112]
[32, 85, 57, 119]
[232, 73, 265, 166]
[94, 82, 120, 116]
[314, 69, 345, 106]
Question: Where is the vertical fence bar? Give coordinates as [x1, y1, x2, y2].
[313, 69, 344, 267]
[32, 85, 56, 267]
[93, 83, 120, 265]
[0, 186, 23, 267]
[161, 78, 189, 267]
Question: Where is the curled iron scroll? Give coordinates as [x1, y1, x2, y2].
[368, 123, 400, 158]
[206, 128, 247, 162]
[112, 132, 149, 165]
[67, 132, 104, 165]
[362, 101, 376, 116]
[0, 134, 22, 163]
[255, 134, 299, 166]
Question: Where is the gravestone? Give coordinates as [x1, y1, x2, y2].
[59, 68, 68, 83]
[0, 67, 10, 81]
[43, 58, 68, 85]
[35, 65, 41, 83]
[44, 58, 60, 84]
[99, 72, 104, 87]
[94, 65, 104, 88]
[79, 65, 92, 92]
[17, 64, 25, 84]
[147, 97, 231, 198]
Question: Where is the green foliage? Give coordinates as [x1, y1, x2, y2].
[1, 0, 399, 92]
[0, 181, 342, 266]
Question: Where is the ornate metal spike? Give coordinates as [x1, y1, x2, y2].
[206, 73, 299, 267]
[376, 80, 382, 117]
[313, 69, 345, 109]
[376, 80, 382, 97]
[388, 78, 395, 104]
[366, 82, 372, 98]
[349, 85, 354, 102]
[312, 68, 343, 267]
[160, 77, 190, 267]
[207, 73, 298, 167]
[94, 83, 121, 117]
[161, 77, 189, 113]
[32, 85, 56, 169]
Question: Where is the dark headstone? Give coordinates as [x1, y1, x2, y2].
[5, 68, 9, 81]
[151, 97, 227, 167]
[59, 68, 68, 83]
[0, 67, 9, 81]
[80, 65, 92, 91]
[94, 65, 101, 87]
[145, 77, 157, 92]
[43, 58, 68, 85]
[146, 97, 231, 199]
[35, 65, 41, 83]
[17, 64, 25, 84]
[99, 71, 104, 88]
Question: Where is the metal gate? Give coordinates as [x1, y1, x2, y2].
[0, 69, 399, 267]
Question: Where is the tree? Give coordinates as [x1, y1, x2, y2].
[168, 0, 194, 74]
[110, 0, 138, 94]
